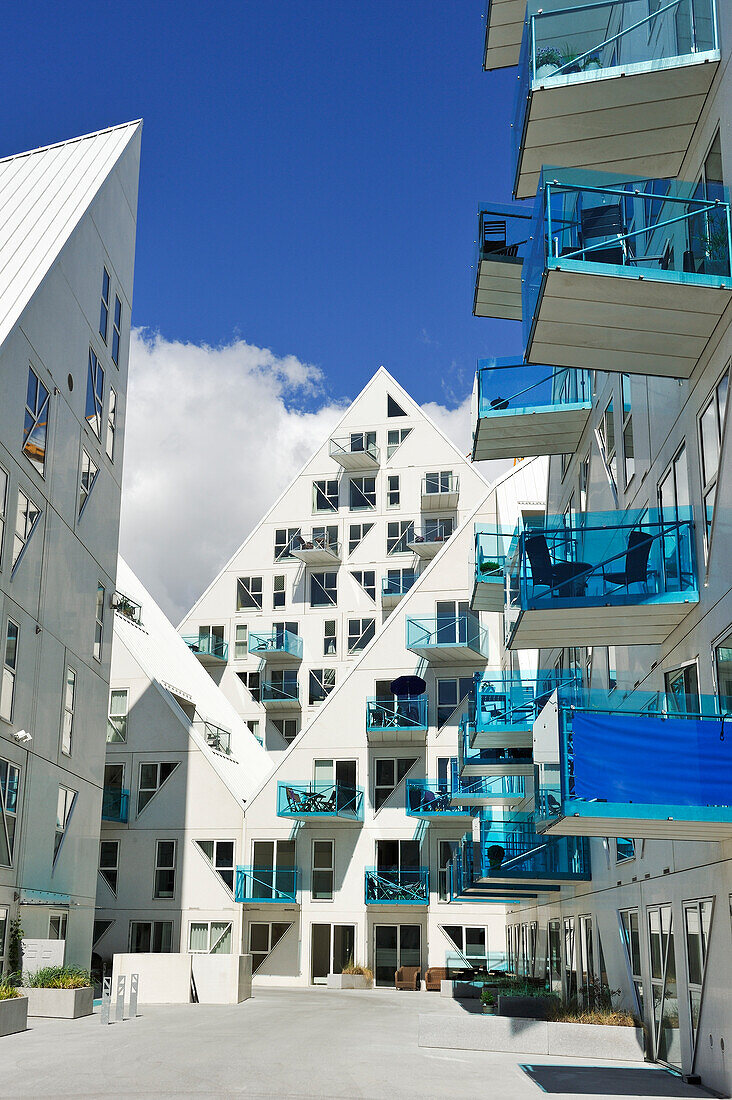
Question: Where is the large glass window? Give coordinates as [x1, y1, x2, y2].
[386, 521, 414, 555]
[237, 576, 262, 610]
[86, 348, 105, 439]
[350, 570, 375, 601]
[313, 479, 338, 513]
[387, 475, 400, 508]
[99, 839, 119, 894]
[309, 668, 335, 705]
[138, 761, 179, 815]
[684, 898, 713, 1055]
[619, 908, 643, 1015]
[0, 759, 20, 867]
[373, 758, 416, 811]
[274, 528, 301, 561]
[195, 840, 235, 892]
[348, 618, 375, 654]
[616, 838, 635, 862]
[698, 368, 729, 555]
[78, 450, 99, 518]
[349, 476, 376, 510]
[154, 840, 177, 899]
[436, 677, 473, 728]
[188, 920, 233, 954]
[61, 667, 76, 755]
[107, 688, 128, 743]
[648, 904, 680, 1069]
[312, 840, 334, 901]
[23, 366, 50, 476]
[715, 629, 732, 709]
[387, 427, 411, 458]
[1, 620, 19, 723]
[130, 921, 173, 953]
[12, 490, 41, 573]
[249, 922, 291, 973]
[310, 572, 337, 607]
[348, 522, 373, 554]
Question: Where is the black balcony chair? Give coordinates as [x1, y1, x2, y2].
[524, 534, 593, 599]
[481, 219, 525, 259]
[579, 202, 630, 266]
[601, 528, 654, 592]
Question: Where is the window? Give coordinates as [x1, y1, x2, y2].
[249, 922, 291, 973]
[438, 841, 456, 901]
[437, 677, 474, 728]
[61, 668, 76, 755]
[373, 758, 416, 811]
[424, 470, 453, 495]
[647, 904, 679, 1066]
[93, 582, 105, 661]
[699, 369, 728, 553]
[321, 619, 336, 655]
[665, 663, 700, 713]
[715, 630, 732, 709]
[579, 452, 590, 510]
[313, 479, 338, 513]
[237, 576, 262, 610]
[441, 926, 487, 968]
[99, 839, 119, 894]
[274, 527, 301, 561]
[684, 898, 713, 1053]
[1, 621, 19, 723]
[195, 840, 235, 892]
[387, 394, 407, 417]
[86, 348, 104, 439]
[310, 572, 337, 607]
[12, 490, 41, 573]
[351, 569, 375, 601]
[106, 387, 117, 460]
[349, 476, 376, 510]
[273, 574, 286, 609]
[238, 670, 260, 702]
[348, 522, 373, 555]
[100, 268, 110, 342]
[387, 475, 400, 508]
[129, 921, 173, 953]
[272, 717, 299, 743]
[0, 759, 20, 866]
[189, 920, 232, 954]
[424, 517, 453, 542]
[348, 618, 375, 654]
[48, 912, 68, 940]
[154, 840, 177, 899]
[92, 919, 114, 948]
[619, 908, 644, 1014]
[309, 668, 336, 705]
[384, 567, 416, 598]
[387, 427, 411, 459]
[23, 366, 50, 476]
[621, 375, 634, 487]
[234, 624, 248, 659]
[54, 786, 76, 864]
[112, 295, 122, 365]
[387, 521, 414, 555]
[616, 838, 635, 862]
[312, 840, 334, 901]
[268, 668, 298, 703]
[107, 688, 128, 743]
[599, 398, 617, 490]
[138, 761, 179, 814]
[78, 449, 99, 518]
[0, 466, 7, 568]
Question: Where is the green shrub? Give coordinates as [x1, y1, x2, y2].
[23, 965, 91, 989]
[0, 982, 20, 1000]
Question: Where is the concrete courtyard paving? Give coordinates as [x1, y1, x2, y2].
[0, 986, 718, 1100]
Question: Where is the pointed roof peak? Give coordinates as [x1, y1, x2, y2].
[0, 119, 142, 166]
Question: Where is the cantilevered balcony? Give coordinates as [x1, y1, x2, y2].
[472, 358, 592, 461]
[535, 688, 732, 841]
[472, 527, 514, 613]
[289, 531, 342, 566]
[405, 779, 472, 819]
[473, 204, 532, 320]
[512, 0, 721, 200]
[235, 866, 299, 904]
[101, 787, 129, 823]
[471, 815, 591, 889]
[193, 720, 232, 755]
[471, 669, 579, 748]
[459, 729, 534, 779]
[182, 633, 228, 664]
[450, 838, 542, 902]
[483, 0, 527, 70]
[405, 614, 489, 666]
[381, 572, 417, 609]
[450, 759, 529, 809]
[277, 781, 364, 820]
[407, 522, 454, 560]
[248, 628, 303, 663]
[421, 474, 459, 512]
[365, 695, 428, 743]
[329, 433, 380, 471]
[364, 867, 429, 905]
[261, 679, 300, 710]
[505, 507, 699, 649]
[520, 169, 732, 377]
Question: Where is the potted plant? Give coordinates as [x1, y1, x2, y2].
[0, 980, 27, 1036]
[19, 965, 94, 1019]
[583, 52, 602, 71]
[486, 844, 505, 870]
[535, 46, 562, 78]
[480, 559, 501, 577]
[327, 959, 373, 990]
[481, 986, 495, 1014]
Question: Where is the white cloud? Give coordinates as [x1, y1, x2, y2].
[423, 393, 512, 486]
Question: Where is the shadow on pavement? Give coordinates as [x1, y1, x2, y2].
[519, 1065, 711, 1097]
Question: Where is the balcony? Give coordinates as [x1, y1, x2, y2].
[101, 787, 129, 823]
[421, 474, 459, 513]
[111, 591, 142, 624]
[520, 169, 732, 377]
[471, 670, 579, 748]
[450, 761, 530, 809]
[261, 680, 301, 710]
[483, 0, 526, 71]
[235, 866, 299, 904]
[248, 629, 303, 663]
[535, 688, 732, 841]
[472, 816, 591, 889]
[459, 731, 534, 780]
[473, 204, 532, 320]
[381, 573, 417, 609]
[405, 779, 472, 819]
[505, 507, 699, 650]
[182, 633, 228, 664]
[193, 720, 232, 755]
[407, 523, 454, 561]
[289, 532, 342, 566]
[512, 0, 721, 200]
[406, 613, 489, 666]
[472, 358, 592, 461]
[329, 433, 380, 471]
[450, 839, 541, 902]
[277, 781, 364, 820]
[364, 867, 429, 905]
[472, 527, 513, 613]
[365, 695, 428, 743]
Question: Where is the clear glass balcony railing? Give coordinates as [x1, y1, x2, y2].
[476, 815, 591, 882]
[406, 614, 490, 663]
[277, 781, 364, 820]
[289, 531, 342, 564]
[473, 203, 532, 320]
[193, 720, 232, 755]
[421, 474, 459, 510]
[366, 695, 428, 734]
[364, 867, 429, 905]
[381, 573, 418, 602]
[182, 633, 228, 661]
[472, 526, 515, 613]
[450, 833, 544, 902]
[248, 629, 303, 660]
[450, 758, 528, 806]
[460, 728, 534, 775]
[405, 779, 470, 818]
[329, 433, 380, 469]
[471, 669, 580, 741]
[261, 681, 300, 708]
[235, 866, 299, 903]
[102, 787, 129, 823]
[407, 523, 454, 559]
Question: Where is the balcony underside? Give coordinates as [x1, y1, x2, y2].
[474, 871, 589, 889]
[484, 0, 525, 71]
[330, 451, 379, 472]
[406, 642, 488, 666]
[192, 651, 226, 667]
[527, 263, 732, 379]
[407, 538, 444, 560]
[289, 547, 341, 566]
[474, 257, 523, 320]
[455, 885, 540, 901]
[249, 648, 301, 665]
[471, 727, 533, 751]
[461, 759, 534, 779]
[450, 789, 530, 810]
[507, 598, 696, 649]
[473, 403, 592, 461]
[515, 55, 720, 200]
[422, 491, 459, 512]
[366, 727, 427, 745]
[536, 804, 732, 842]
[381, 590, 405, 609]
[262, 698, 301, 711]
[471, 576, 505, 614]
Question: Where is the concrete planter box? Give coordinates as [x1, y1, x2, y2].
[0, 995, 28, 1036]
[327, 973, 372, 990]
[497, 994, 550, 1019]
[440, 979, 480, 999]
[19, 986, 93, 1019]
[547, 1020, 645, 1061]
[419, 1013, 646, 1062]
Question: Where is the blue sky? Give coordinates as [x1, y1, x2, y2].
[6, 0, 524, 410]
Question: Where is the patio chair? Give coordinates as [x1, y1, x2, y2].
[285, 787, 304, 813]
[601, 529, 654, 593]
[395, 966, 421, 991]
[579, 202, 630, 266]
[425, 967, 448, 992]
[524, 534, 593, 598]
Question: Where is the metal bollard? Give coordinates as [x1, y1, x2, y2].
[101, 975, 112, 1025]
[116, 975, 126, 1023]
[128, 973, 139, 1018]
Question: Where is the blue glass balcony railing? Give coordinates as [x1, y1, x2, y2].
[366, 695, 428, 733]
[261, 681, 300, 707]
[450, 833, 545, 902]
[460, 728, 534, 775]
[476, 815, 591, 882]
[248, 629, 303, 660]
[406, 614, 490, 661]
[405, 779, 470, 818]
[450, 759, 527, 804]
[381, 573, 418, 599]
[364, 867, 429, 905]
[473, 203, 532, 320]
[277, 781, 364, 820]
[235, 866, 299, 903]
[182, 634, 228, 661]
[471, 670, 580, 738]
[101, 787, 129, 823]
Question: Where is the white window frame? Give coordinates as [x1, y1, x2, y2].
[99, 838, 120, 895]
[48, 911, 68, 940]
[351, 570, 376, 601]
[154, 839, 177, 900]
[112, 295, 122, 366]
[347, 617, 375, 654]
[93, 582, 105, 661]
[78, 448, 99, 519]
[188, 919, 233, 954]
[106, 387, 117, 461]
[1, 620, 19, 723]
[23, 365, 50, 477]
[107, 687, 129, 743]
[234, 623, 248, 660]
[137, 761, 179, 815]
[194, 839, 236, 893]
[237, 576, 263, 610]
[313, 479, 338, 513]
[12, 490, 41, 575]
[311, 839, 334, 902]
[61, 667, 76, 756]
[387, 474, 400, 508]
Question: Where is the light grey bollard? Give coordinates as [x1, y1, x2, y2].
[101, 976, 112, 1025]
[128, 973, 139, 1018]
[116, 975, 126, 1023]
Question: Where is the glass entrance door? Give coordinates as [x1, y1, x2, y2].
[373, 925, 421, 987]
[311, 924, 356, 984]
[648, 904, 682, 1069]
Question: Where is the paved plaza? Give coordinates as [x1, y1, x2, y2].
[0, 987, 718, 1099]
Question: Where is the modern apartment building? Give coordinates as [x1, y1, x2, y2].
[467, 1, 732, 1090]
[0, 122, 142, 967]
